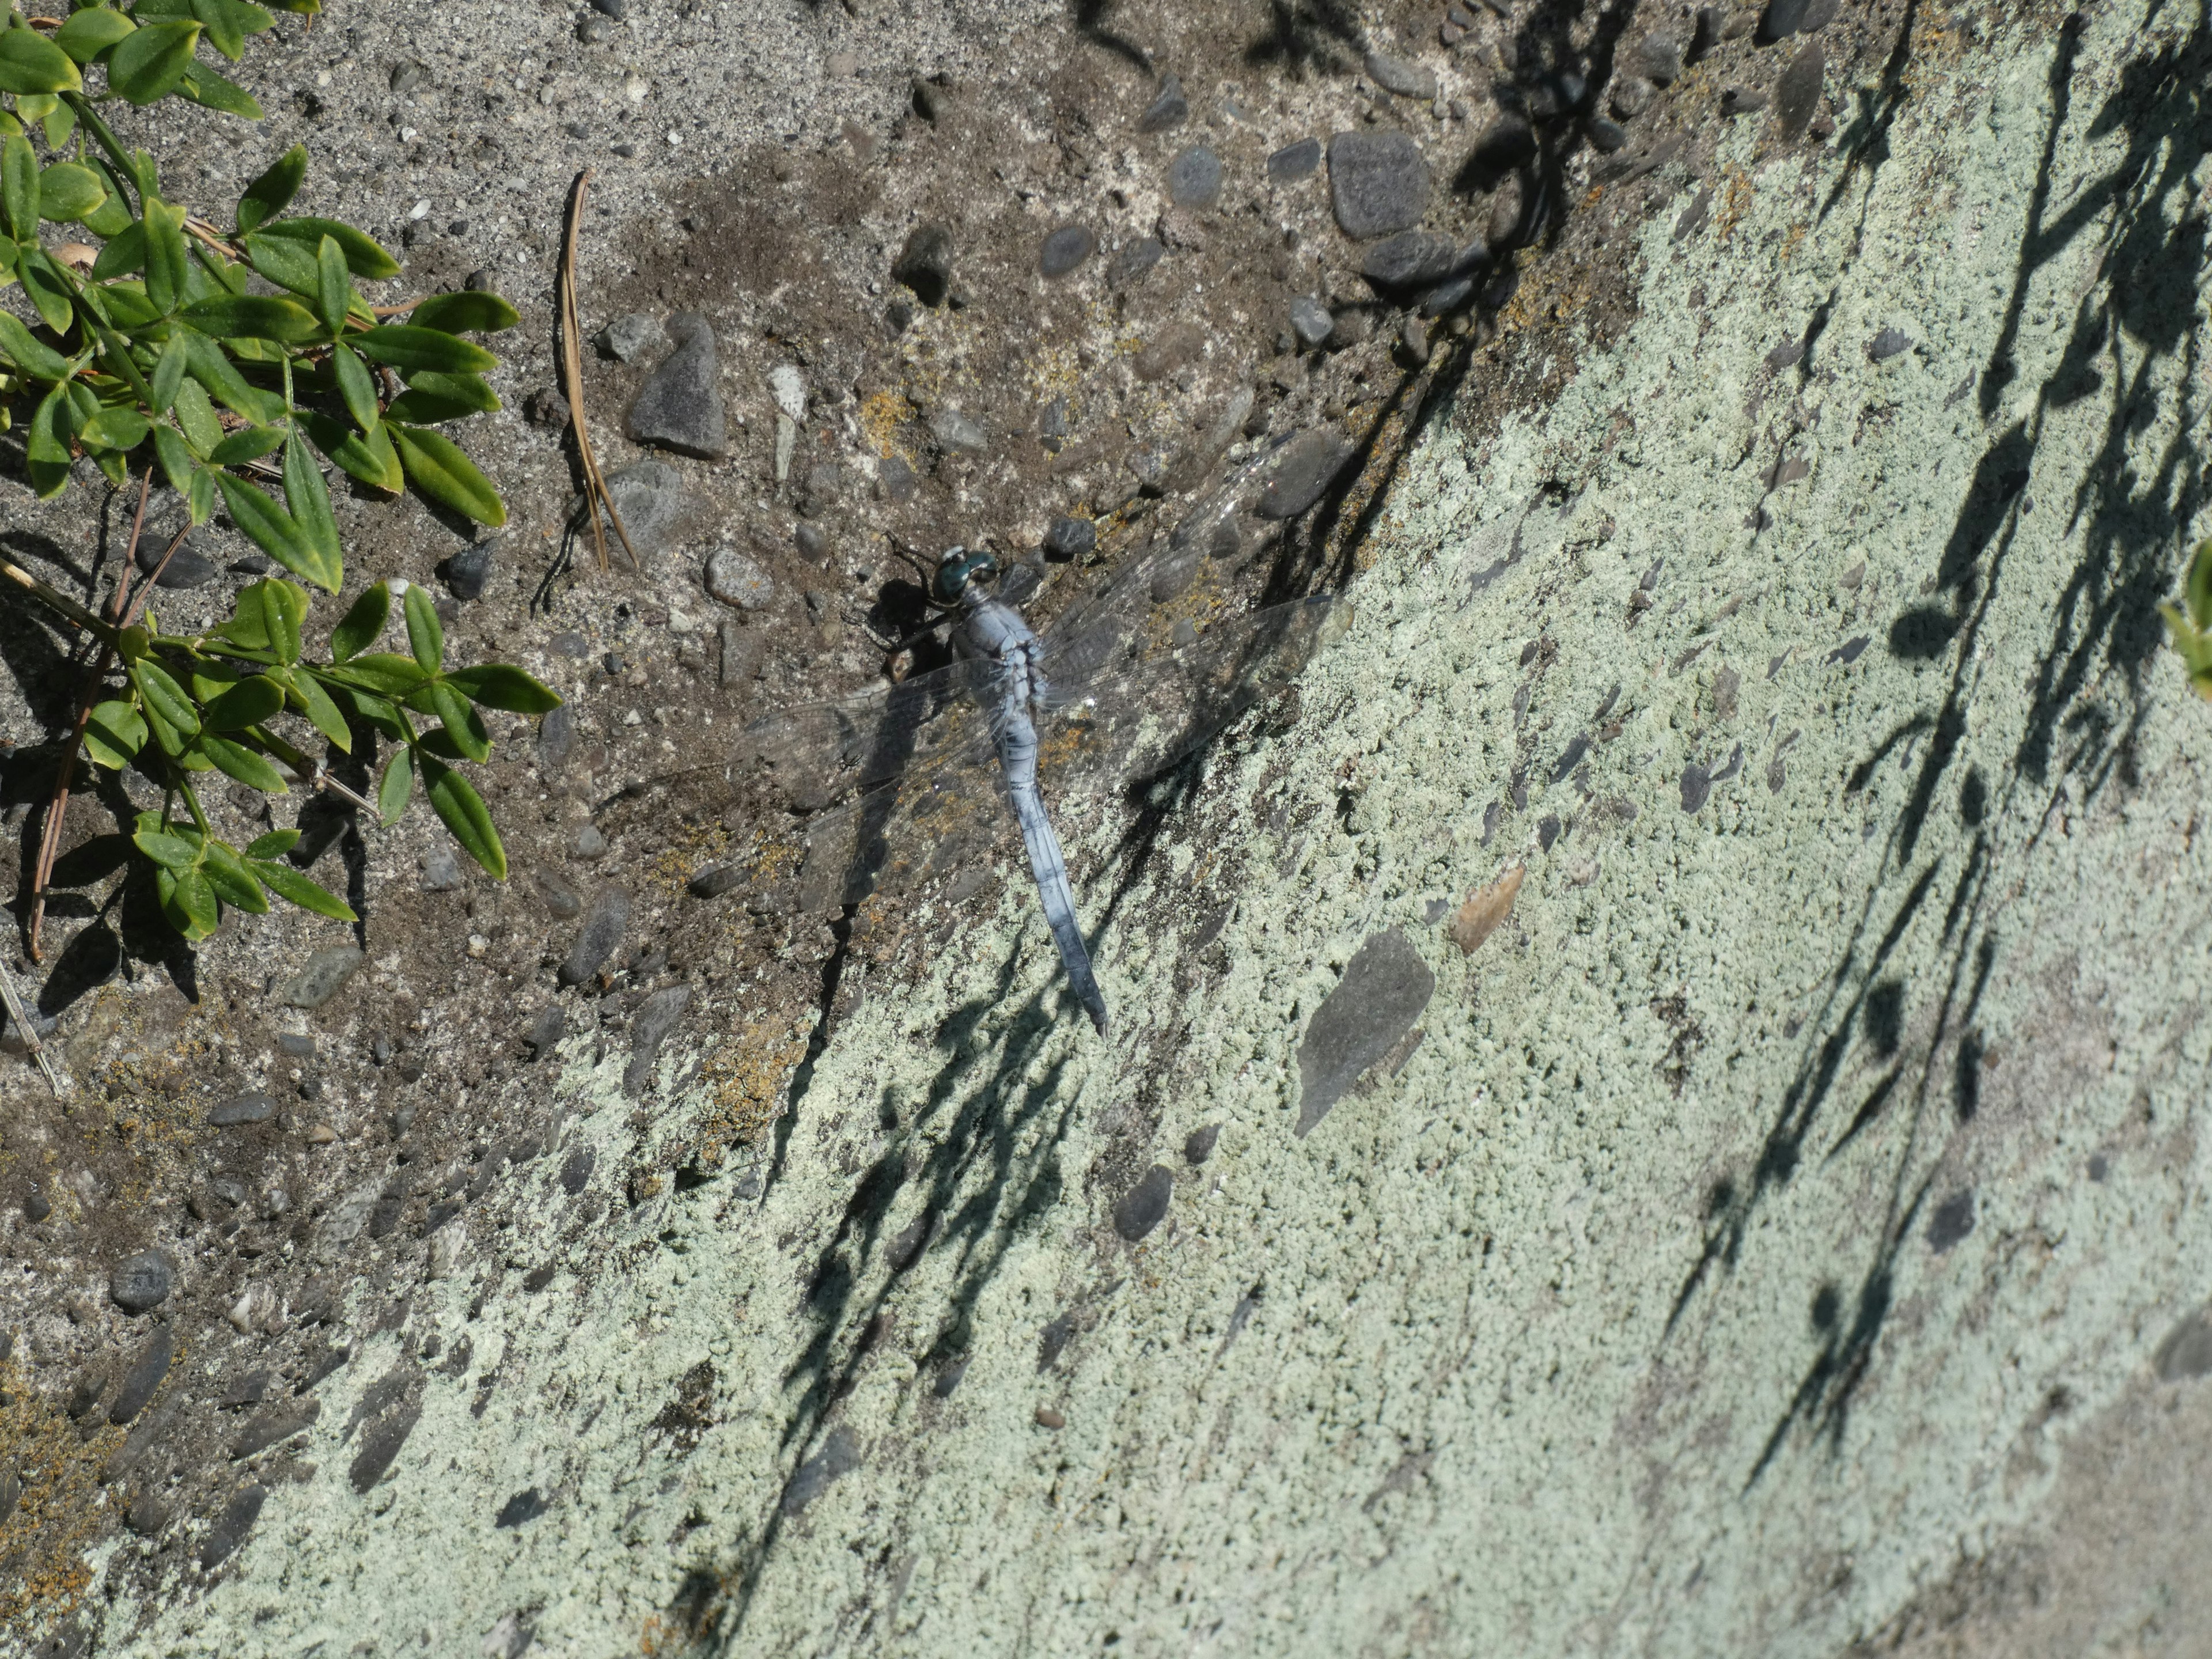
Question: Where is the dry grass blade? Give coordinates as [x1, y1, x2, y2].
[558, 168, 640, 573]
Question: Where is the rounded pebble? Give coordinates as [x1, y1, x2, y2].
[1108, 237, 1165, 288]
[1166, 145, 1222, 209]
[1112, 1165, 1174, 1243]
[1136, 72, 1187, 133]
[1587, 116, 1630, 151]
[704, 547, 774, 610]
[1039, 225, 1096, 277]
[1289, 296, 1335, 349]
[1267, 137, 1322, 183]
[209, 1092, 274, 1127]
[1042, 516, 1096, 561]
[1327, 130, 1431, 240]
[444, 539, 495, 602]
[109, 1251, 173, 1313]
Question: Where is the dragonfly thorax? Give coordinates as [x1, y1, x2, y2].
[931, 546, 999, 609]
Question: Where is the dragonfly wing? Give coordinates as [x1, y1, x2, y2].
[779, 732, 1012, 912]
[739, 655, 992, 810]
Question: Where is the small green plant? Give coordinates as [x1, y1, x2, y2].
[2162, 538, 2212, 702]
[0, 1, 559, 953]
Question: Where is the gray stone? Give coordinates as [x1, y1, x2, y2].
[444, 539, 494, 602]
[1294, 929, 1435, 1137]
[1256, 427, 1357, 519]
[125, 1489, 168, 1534]
[109, 1327, 173, 1425]
[892, 222, 955, 307]
[230, 1397, 319, 1460]
[930, 407, 988, 454]
[200, 1485, 266, 1570]
[2155, 1307, 2212, 1381]
[1107, 237, 1165, 288]
[1758, 0, 1832, 41]
[1588, 115, 1630, 151]
[560, 1145, 595, 1195]
[720, 620, 763, 687]
[1421, 274, 1478, 317]
[589, 461, 694, 560]
[559, 887, 630, 987]
[1327, 130, 1430, 240]
[1775, 41, 1826, 138]
[1039, 225, 1096, 276]
[209, 1092, 275, 1127]
[1166, 145, 1222, 210]
[110, 1251, 173, 1313]
[1042, 516, 1096, 561]
[536, 703, 574, 771]
[1635, 32, 1685, 83]
[1721, 86, 1770, 116]
[624, 985, 693, 1097]
[137, 522, 217, 589]
[590, 0, 627, 15]
[1135, 73, 1187, 134]
[389, 63, 426, 94]
[283, 946, 363, 1009]
[877, 455, 916, 502]
[625, 312, 728, 461]
[2, 1009, 56, 1054]
[1360, 230, 1456, 291]
[1363, 49, 1438, 100]
[525, 387, 570, 428]
[349, 1402, 419, 1492]
[1113, 1165, 1174, 1242]
[1289, 296, 1335, 349]
[495, 1487, 548, 1528]
[1268, 137, 1322, 183]
[1869, 327, 1914, 361]
[1927, 1188, 1976, 1251]
[704, 547, 774, 610]
[525, 1005, 565, 1058]
[1184, 1124, 1220, 1165]
[594, 312, 666, 363]
[419, 844, 461, 892]
[569, 823, 606, 861]
[1612, 76, 1656, 119]
[794, 522, 830, 563]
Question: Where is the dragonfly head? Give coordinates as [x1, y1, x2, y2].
[931, 546, 999, 609]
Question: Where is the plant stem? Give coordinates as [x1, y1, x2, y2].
[558, 168, 639, 573]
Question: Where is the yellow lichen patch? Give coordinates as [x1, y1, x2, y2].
[859, 384, 915, 459]
[687, 1021, 808, 1166]
[0, 1352, 126, 1635]
[1715, 166, 1756, 241]
[646, 816, 735, 903]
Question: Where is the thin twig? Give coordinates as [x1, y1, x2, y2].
[28, 471, 154, 960]
[558, 169, 640, 573]
[0, 951, 62, 1097]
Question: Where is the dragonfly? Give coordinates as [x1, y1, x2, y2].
[681, 440, 1352, 1036]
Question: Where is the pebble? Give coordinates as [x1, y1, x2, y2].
[1184, 1124, 1220, 1164]
[199, 1484, 266, 1570]
[110, 1252, 173, 1313]
[126, 1490, 169, 1535]
[277, 1033, 315, 1058]
[536, 703, 574, 771]
[794, 522, 830, 563]
[688, 864, 744, 897]
[569, 823, 607, 861]
[1419, 275, 1476, 317]
[1691, 6, 1723, 60]
[109, 1327, 173, 1426]
[1135, 72, 1188, 133]
[594, 312, 666, 363]
[1721, 86, 1770, 116]
[1774, 41, 1826, 137]
[1, 1009, 55, 1054]
[589, 0, 627, 16]
[1327, 130, 1431, 240]
[1587, 116, 1630, 151]
[495, 1487, 548, 1529]
[230, 1397, 319, 1460]
[1400, 315, 1431, 365]
[525, 1005, 566, 1060]
[930, 407, 988, 454]
[1362, 48, 1438, 100]
[560, 1144, 595, 1196]
[1112, 1165, 1173, 1242]
[1166, 145, 1222, 210]
[283, 945, 363, 1010]
[1034, 1406, 1066, 1430]
[559, 887, 630, 986]
[1635, 32, 1685, 83]
[137, 522, 217, 589]
[1041, 516, 1096, 561]
[389, 63, 426, 94]
[1759, 0, 1837, 42]
[625, 312, 728, 461]
[1256, 427, 1355, 519]
[590, 461, 693, 559]
[1359, 229, 1456, 291]
[1267, 137, 1323, 182]
[1611, 76, 1656, 118]
[444, 539, 494, 602]
[876, 455, 917, 503]
[623, 986, 692, 1097]
[421, 845, 461, 891]
[1107, 236, 1164, 288]
[25, 1184, 49, 1221]
[892, 222, 955, 307]
[209, 1092, 275, 1127]
[1868, 326, 1914, 361]
[1039, 225, 1096, 277]
[1294, 928, 1435, 1137]
[704, 546, 774, 610]
[1289, 295, 1335, 348]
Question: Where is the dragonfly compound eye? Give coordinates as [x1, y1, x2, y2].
[931, 548, 998, 607]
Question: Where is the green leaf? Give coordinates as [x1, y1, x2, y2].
[191, 0, 246, 62]
[179, 327, 286, 423]
[331, 341, 378, 431]
[311, 234, 349, 336]
[81, 404, 150, 451]
[407, 291, 520, 334]
[179, 293, 323, 347]
[108, 20, 202, 105]
[0, 307, 72, 380]
[0, 28, 85, 96]
[90, 219, 146, 282]
[207, 423, 286, 465]
[236, 576, 306, 663]
[403, 579, 444, 673]
[255, 216, 399, 281]
[202, 672, 285, 730]
[1, 134, 35, 243]
[399, 370, 499, 411]
[39, 162, 105, 224]
[143, 197, 188, 315]
[157, 863, 219, 938]
[147, 332, 187, 415]
[55, 8, 139, 65]
[2187, 539, 2212, 633]
[445, 664, 562, 715]
[25, 381, 70, 498]
[16, 245, 73, 332]
[244, 827, 298, 858]
[248, 857, 354, 921]
[328, 581, 389, 662]
[133, 825, 199, 872]
[149, 422, 194, 494]
[283, 431, 340, 577]
[199, 838, 268, 912]
[420, 752, 505, 878]
[349, 325, 497, 376]
[236, 142, 304, 236]
[41, 99, 76, 153]
[177, 58, 262, 119]
[198, 733, 289, 796]
[215, 469, 339, 591]
[426, 680, 489, 760]
[128, 658, 200, 736]
[287, 668, 350, 751]
[187, 461, 214, 524]
[388, 423, 505, 527]
[334, 652, 428, 698]
[170, 373, 221, 452]
[302, 410, 403, 491]
[240, 225, 316, 296]
[376, 743, 412, 825]
[83, 699, 147, 769]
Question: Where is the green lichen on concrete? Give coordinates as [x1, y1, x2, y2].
[111, 2, 2212, 1652]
